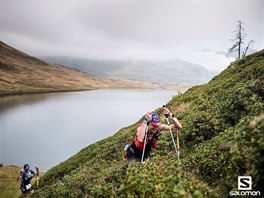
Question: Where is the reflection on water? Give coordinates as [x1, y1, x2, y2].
[0, 89, 175, 170]
[0, 93, 59, 113]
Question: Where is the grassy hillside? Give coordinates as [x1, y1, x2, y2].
[0, 165, 21, 198]
[32, 50, 263, 197]
[0, 41, 160, 96]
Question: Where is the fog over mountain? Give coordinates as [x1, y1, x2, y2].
[41, 56, 215, 85]
[2, 1, 262, 73]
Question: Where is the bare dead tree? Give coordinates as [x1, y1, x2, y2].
[228, 20, 246, 59]
[243, 40, 254, 57]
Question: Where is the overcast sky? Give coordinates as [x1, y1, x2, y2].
[1, 0, 263, 72]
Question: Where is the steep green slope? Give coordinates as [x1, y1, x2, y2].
[32, 50, 263, 197]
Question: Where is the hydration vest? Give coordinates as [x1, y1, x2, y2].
[124, 124, 160, 161]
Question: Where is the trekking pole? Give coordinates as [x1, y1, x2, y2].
[36, 176, 40, 188]
[176, 130, 180, 161]
[163, 105, 180, 161]
[35, 164, 40, 188]
[141, 121, 149, 163]
[167, 116, 179, 160]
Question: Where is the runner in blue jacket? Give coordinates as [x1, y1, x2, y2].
[17, 164, 39, 195]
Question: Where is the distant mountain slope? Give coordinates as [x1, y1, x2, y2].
[41, 56, 214, 85]
[33, 50, 263, 197]
[0, 42, 160, 96]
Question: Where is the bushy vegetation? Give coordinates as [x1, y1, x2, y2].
[32, 50, 264, 197]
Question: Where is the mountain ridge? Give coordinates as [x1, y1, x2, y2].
[41, 56, 214, 85]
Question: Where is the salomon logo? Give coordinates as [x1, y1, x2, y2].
[238, 176, 252, 190]
[229, 176, 261, 196]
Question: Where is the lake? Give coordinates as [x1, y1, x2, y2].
[0, 89, 176, 170]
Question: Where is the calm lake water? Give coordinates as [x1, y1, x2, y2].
[0, 89, 176, 170]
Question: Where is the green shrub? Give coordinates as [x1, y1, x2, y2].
[230, 114, 264, 192]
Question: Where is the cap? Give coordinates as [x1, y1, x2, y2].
[24, 164, 30, 170]
[151, 113, 161, 126]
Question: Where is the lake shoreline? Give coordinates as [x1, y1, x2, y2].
[0, 87, 96, 98]
[0, 83, 194, 98]
[0, 85, 163, 98]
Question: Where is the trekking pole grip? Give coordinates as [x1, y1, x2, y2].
[162, 105, 169, 118]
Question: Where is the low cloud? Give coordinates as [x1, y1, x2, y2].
[1, 0, 262, 72]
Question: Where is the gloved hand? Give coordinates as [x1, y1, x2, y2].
[143, 112, 152, 124]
